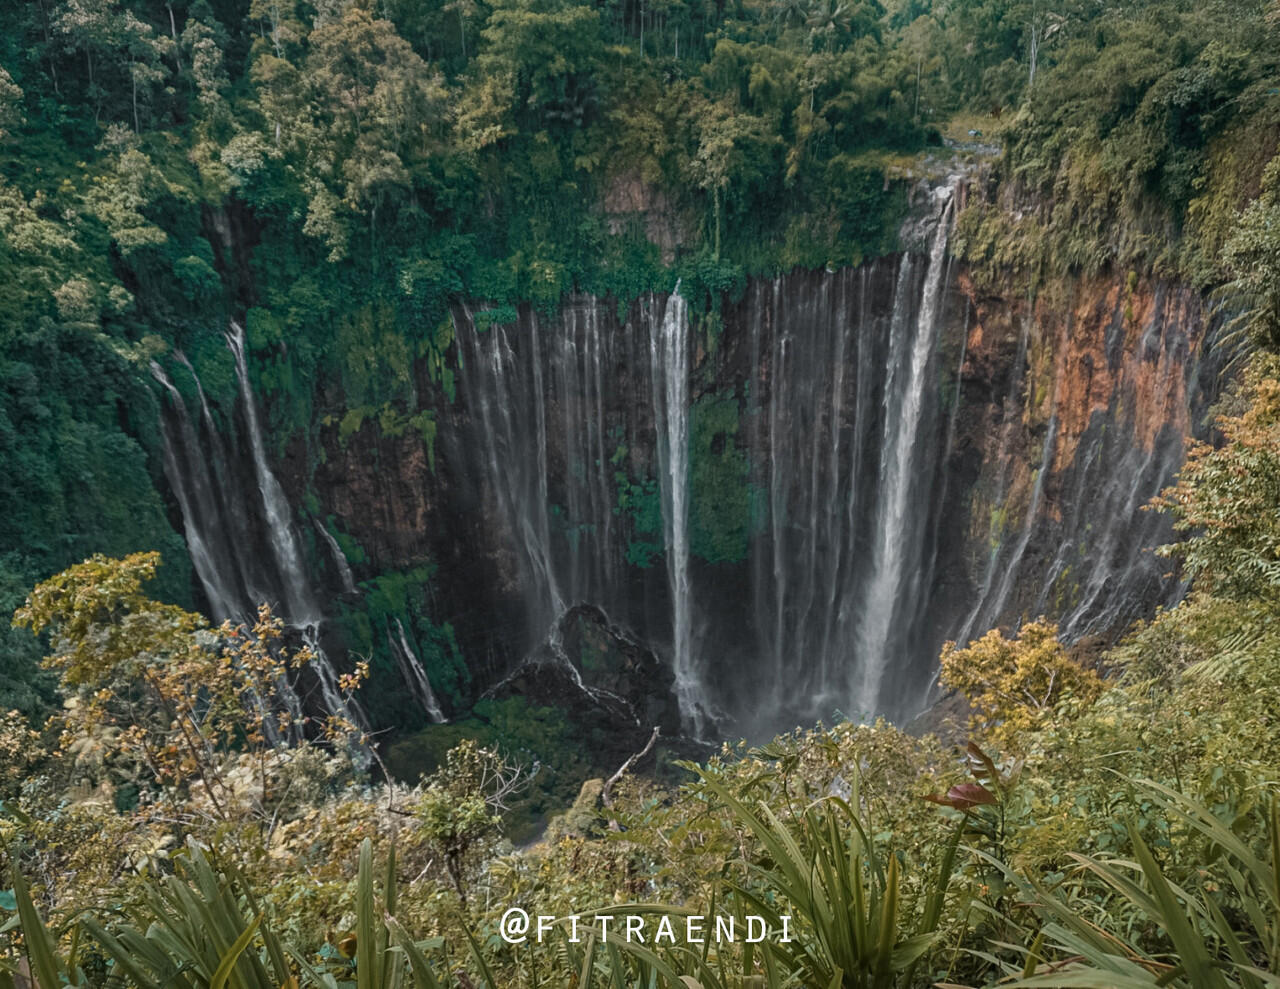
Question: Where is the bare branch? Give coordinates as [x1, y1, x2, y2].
[602, 726, 660, 830]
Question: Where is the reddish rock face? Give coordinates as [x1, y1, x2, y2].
[947, 268, 1215, 649]
[961, 273, 1203, 472]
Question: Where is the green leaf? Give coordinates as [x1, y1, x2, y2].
[210, 914, 262, 989]
[385, 914, 442, 989]
[11, 862, 65, 989]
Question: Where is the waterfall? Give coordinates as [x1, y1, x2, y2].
[390, 619, 447, 723]
[850, 184, 956, 712]
[149, 361, 243, 622]
[174, 349, 274, 609]
[299, 625, 354, 721]
[452, 297, 651, 654]
[716, 186, 971, 728]
[151, 359, 314, 741]
[455, 307, 563, 634]
[648, 286, 700, 731]
[152, 327, 367, 737]
[454, 234, 963, 731]
[314, 520, 357, 595]
[225, 322, 317, 624]
[224, 325, 366, 731]
[444, 196, 1208, 736]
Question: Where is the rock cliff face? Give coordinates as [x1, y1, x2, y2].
[484, 604, 685, 764]
[154, 192, 1220, 742]
[945, 273, 1214, 653]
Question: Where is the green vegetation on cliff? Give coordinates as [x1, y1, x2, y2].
[953, 0, 1280, 288]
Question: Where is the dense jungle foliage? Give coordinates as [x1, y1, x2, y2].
[7, 0, 1280, 984]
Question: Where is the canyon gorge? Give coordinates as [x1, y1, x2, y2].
[148, 175, 1223, 746]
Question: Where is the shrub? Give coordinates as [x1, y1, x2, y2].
[939, 620, 1104, 750]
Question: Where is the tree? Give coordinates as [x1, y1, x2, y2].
[899, 14, 942, 120]
[0, 68, 23, 140]
[181, 12, 230, 116]
[686, 95, 778, 258]
[1221, 157, 1280, 348]
[939, 619, 1103, 748]
[0, 710, 43, 801]
[249, 51, 308, 149]
[13, 551, 365, 821]
[248, 0, 306, 59]
[1155, 353, 1280, 601]
[478, 0, 604, 131]
[300, 7, 449, 254]
[770, 0, 809, 36]
[413, 738, 534, 905]
[83, 125, 171, 257]
[53, 0, 173, 128]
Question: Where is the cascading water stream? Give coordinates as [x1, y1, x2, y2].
[854, 183, 956, 713]
[957, 308, 1061, 645]
[314, 520, 357, 595]
[150, 361, 243, 622]
[648, 285, 701, 731]
[428, 185, 1211, 735]
[299, 624, 358, 726]
[390, 618, 447, 723]
[173, 350, 277, 609]
[151, 359, 309, 741]
[226, 322, 317, 624]
[455, 307, 564, 633]
[452, 201, 969, 732]
[151, 326, 384, 740]
[948, 282, 1212, 654]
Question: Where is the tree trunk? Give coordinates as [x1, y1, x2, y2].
[446, 850, 467, 906]
[915, 56, 922, 120]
